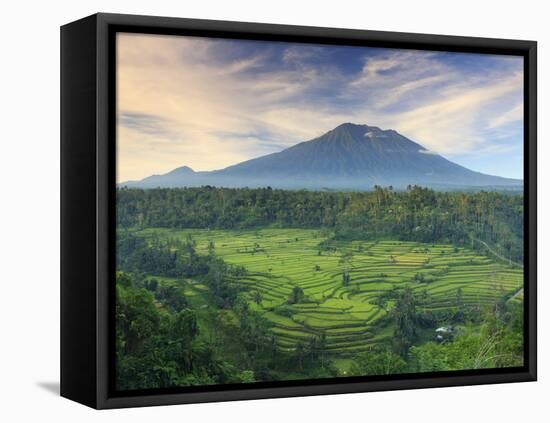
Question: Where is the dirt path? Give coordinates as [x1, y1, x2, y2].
[470, 238, 525, 303]
[509, 287, 524, 301]
[471, 237, 523, 269]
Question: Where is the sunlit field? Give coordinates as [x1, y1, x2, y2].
[131, 227, 522, 358]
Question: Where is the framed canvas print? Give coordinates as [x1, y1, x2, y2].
[60, 13, 537, 409]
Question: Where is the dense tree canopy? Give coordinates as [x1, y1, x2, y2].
[117, 185, 523, 262]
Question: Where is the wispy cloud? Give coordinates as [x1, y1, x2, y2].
[116, 33, 524, 181]
[379, 70, 523, 155]
[487, 102, 523, 129]
[282, 45, 325, 64]
[219, 55, 266, 75]
[118, 112, 176, 137]
[418, 149, 439, 155]
[348, 51, 452, 108]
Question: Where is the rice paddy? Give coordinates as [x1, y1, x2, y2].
[134, 227, 523, 356]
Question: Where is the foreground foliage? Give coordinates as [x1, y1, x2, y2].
[116, 225, 524, 389]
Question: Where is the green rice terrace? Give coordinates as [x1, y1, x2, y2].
[132, 227, 523, 358]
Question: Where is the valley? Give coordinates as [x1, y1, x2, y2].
[114, 124, 525, 389]
[123, 226, 523, 374]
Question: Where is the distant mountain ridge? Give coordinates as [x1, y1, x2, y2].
[121, 123, 522, 191]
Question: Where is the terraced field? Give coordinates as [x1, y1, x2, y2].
[134, 228, 523, 356]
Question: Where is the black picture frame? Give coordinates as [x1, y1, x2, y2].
[60, 12, 537, 409]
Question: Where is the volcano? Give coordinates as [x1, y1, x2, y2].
[122, 123, 522, 191]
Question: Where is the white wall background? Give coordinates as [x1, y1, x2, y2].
[1, 0, 546, 421]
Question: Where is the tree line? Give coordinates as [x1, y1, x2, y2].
[117, 185, 524, 262]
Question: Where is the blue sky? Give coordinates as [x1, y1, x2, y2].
[117, 33, 523, 182]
